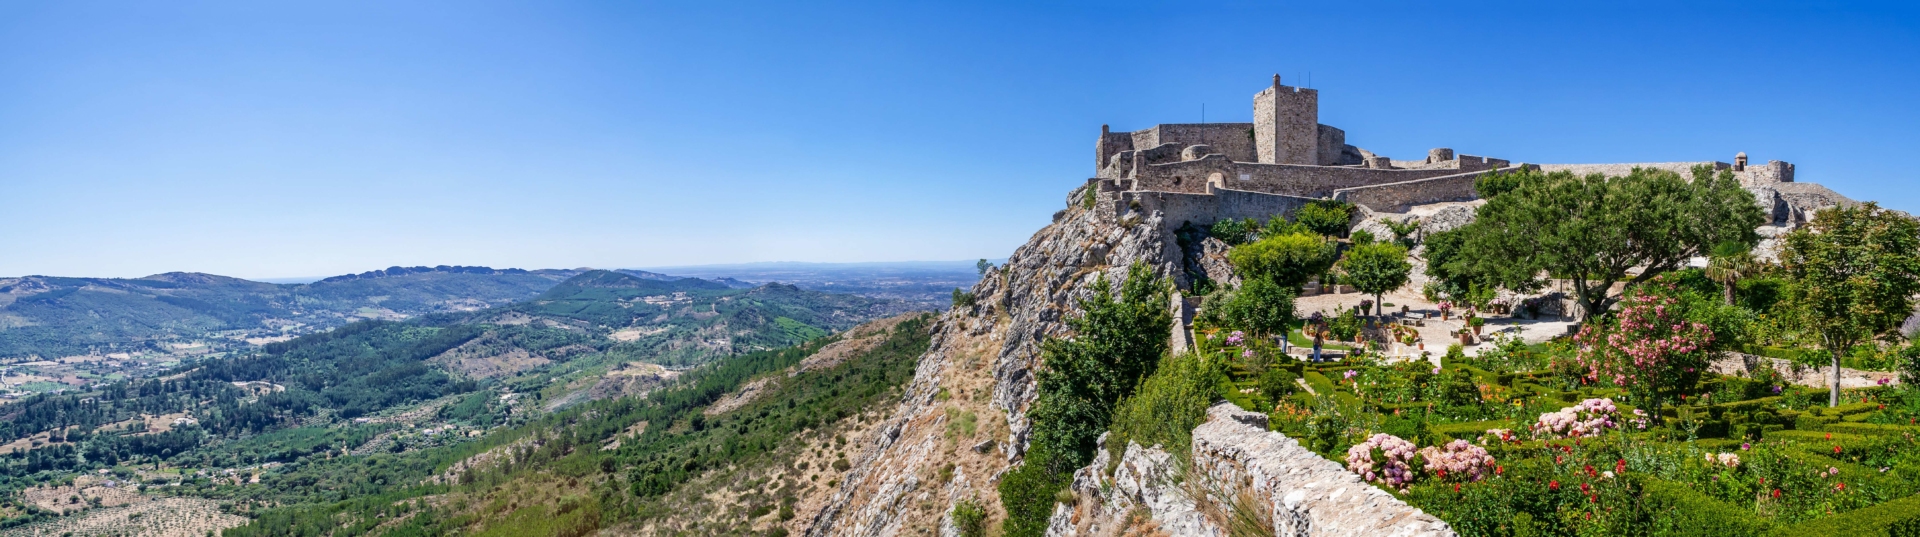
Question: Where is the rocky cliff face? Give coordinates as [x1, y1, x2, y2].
[806, 187, 1190, 536]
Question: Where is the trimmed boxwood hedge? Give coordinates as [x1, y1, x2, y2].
[1772, 493, 1920, 536]
[1641, 477, 1774, 536]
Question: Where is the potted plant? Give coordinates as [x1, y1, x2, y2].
[1459, 331, 1472, 346]
[1439, 301, 1452, 320]
[1469, 316, 1486, 335]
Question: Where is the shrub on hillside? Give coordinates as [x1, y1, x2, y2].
[1107, 353, 1226, 464]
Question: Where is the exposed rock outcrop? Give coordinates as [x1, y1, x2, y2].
[807, 192, 1188, 536]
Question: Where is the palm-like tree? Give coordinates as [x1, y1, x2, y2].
[1704, 241, 1758, 306]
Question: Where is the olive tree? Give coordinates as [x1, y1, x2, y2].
[1778, 202, 1920, 407]
[1213, 277, 1297, 338]
[1435, 165, 1765, 320]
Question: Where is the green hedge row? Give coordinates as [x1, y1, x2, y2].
[1823, 422, 1920, 436]
[1641, 477, 1775, 536]
[1772, 493, 1920, 536]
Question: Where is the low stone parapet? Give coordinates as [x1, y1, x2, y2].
[1049, 403, 1454, 536]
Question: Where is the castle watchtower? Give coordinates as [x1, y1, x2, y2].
[1253, 74, 1319, 165]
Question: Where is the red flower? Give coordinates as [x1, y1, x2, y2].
[1453, 484, 1461, 493]
[1615, 459, 1627, 474]
[1580, 482, 1591, 493]
[1837, 482, 1847, 491]
[1562, 445, 1573, 454]
[1496, 465, 1505, 476]
[1772, 489, 1782, 498]
[1555, 456, 1563, 465]
[1585, 465, 1597, 478]
[1550, 480, 1561, 491]
[1826, 433, 1832, 440]
[1835, 445, 1843, 454]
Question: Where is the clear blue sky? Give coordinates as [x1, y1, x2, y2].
[4, 1, 1917, 279]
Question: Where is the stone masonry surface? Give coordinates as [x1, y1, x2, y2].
[1046, 403, 1455, 537]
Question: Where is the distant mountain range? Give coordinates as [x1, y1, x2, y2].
[0, 263, 975, 360]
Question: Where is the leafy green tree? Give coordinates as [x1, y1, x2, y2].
[1229, 232, 1338, 290]
[1350, 229, 1377, 245]
[1294, 200, 1354, 237]
[1210, 218, 1259, 245]
[1002, 262, 1171, 536]
[1473, 167, 1547, 199]
[1214, 278, 1297, 338]
[1438, 166, 1764, 320]
[1703, 241, 1759, 307]
[1339, 242, 1413, 317]
[976, 259, 994, 275]
[1778, 202, 1920, 407]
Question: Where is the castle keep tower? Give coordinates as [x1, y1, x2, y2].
[1253, 74, 1318, 165]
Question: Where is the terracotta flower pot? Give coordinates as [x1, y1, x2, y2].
[1473, 325, 1483, 336]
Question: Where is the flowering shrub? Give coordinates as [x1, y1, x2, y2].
[1627, 408, 1651, 430]
[1346, 433, 1420, 492]
[1420, 440, 1496, 482]
[1480, 428, 1518, 445]
[1705, 452, 1741, 468]
[1573, 290, 1715, 414]
[1532, 398, 1619, 438]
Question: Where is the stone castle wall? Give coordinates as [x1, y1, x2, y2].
[1126, 156, 1475, 198]
[1317, 124, 1349, 166]
[1134, 123, 1258, 164]
[1333, 165, 1530, 213]
[1088, 177, 1317, 235]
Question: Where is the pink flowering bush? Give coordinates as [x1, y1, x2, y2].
[1420, 440, 1496, 482]
[1573, 288, 1714, 416]
[1346, 433, 1420, 492]
[1532, 398, 1619, 438]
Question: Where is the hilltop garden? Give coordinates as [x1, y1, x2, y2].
[996, 167, 1920, 536]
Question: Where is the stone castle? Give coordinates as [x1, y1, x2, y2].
[1083, 74, 1853, 229]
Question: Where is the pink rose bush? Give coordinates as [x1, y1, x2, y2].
[1346, 433, 1420, 492]
[1532, 398, 1619, 438]
[1420, 440, 1495, 482]
[1346, 433, 1500, 492]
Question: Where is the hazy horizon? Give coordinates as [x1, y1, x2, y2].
[5, 259, 991, 283]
